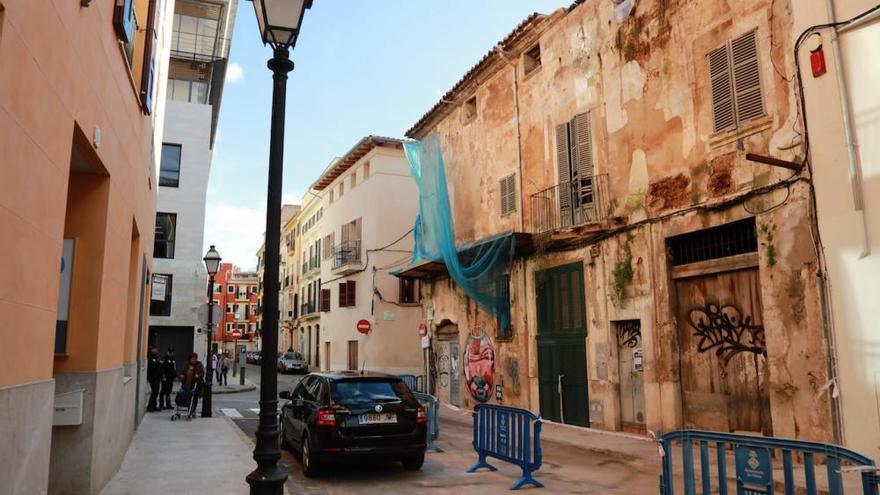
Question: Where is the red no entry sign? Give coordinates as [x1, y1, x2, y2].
[357, 319, 371, 334]
[229, 329, 243, 339]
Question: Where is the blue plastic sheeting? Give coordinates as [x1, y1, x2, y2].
[404, 136, 515, 331]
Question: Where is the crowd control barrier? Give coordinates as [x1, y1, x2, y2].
[659, 430, 880, 495]
[467, 403, 543, 490]
[412, 392, 441, 452]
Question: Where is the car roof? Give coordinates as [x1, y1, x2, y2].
[310, 371, 402, 381]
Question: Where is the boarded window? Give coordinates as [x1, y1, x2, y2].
[500, 174, 517, 216]
[524, 43, 541, 76]
[708, 30, 764, 133]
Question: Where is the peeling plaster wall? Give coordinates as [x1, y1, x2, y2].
[412, 0, 831, 442]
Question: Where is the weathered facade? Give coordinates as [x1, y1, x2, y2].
[402, 0, 835, 443]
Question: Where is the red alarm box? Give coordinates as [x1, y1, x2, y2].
[810, 45, 827, 77]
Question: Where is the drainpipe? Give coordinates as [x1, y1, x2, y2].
[824, 0, 871, 259]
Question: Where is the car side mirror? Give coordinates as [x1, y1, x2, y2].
[279, 390, 291, 400]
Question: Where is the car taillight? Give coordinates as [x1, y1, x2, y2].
[416, 406, 427, 424]
[317, 408, 336, 426]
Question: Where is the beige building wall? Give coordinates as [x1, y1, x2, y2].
[794, 1, 880, 456]
[0, 0, 172, 492]
[317, 144, 422, 375]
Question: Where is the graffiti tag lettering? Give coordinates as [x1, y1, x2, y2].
[687, 303, 766, 365]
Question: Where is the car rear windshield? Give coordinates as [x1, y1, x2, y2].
[282, 352, 299, 360]
[330, 380, 409, 406]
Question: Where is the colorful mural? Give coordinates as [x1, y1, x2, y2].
[464, 325, 495, 402]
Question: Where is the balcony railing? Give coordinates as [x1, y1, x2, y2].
[332, 241, 361, 270]
[530, 175, 609, 234]
[300, 302, 317, 317]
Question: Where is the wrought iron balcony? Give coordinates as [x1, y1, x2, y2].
[300, 302, 318, 317]
[529, 175, 609, 234]
[332, 241, 361, 274]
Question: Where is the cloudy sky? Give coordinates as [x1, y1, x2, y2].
[206, 0, 567, 270]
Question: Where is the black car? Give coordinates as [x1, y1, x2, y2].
[279, 371, 427, 477]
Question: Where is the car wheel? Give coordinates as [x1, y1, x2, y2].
[301, 434, 322, 477]
[402, 453, 425, 471]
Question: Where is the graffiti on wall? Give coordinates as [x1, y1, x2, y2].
[687, 303, 766, 365]
[464, 325, 495, 402]
[616, 320, 641, 348]
[436, 346, 450, 387]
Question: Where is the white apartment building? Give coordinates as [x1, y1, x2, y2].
[148, 0, 238, 363]
[310, 136, 423, 375]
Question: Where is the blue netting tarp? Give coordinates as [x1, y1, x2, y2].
[404, 135, 515, 331]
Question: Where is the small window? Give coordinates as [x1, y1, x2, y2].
[339, 182, 345, 198]
[153, 213, 176, 259]
[350, 174, 357, 189]
[500, 174, 517, 216]
[114, 0, 138, 65]
[149, 274, 173, 317]
[213, 283, 221, 293]
[252, 286, 258, 294]
[399, 278, 420, 304]
[226, 303, 234, 313]
[338, 280, 357, 307]
[329, 189, 334, 203]
[363, 162, 370, 180]
[708, 30, 764, 133]
[323, 234, 334, 260]
[227, 285, 234, 293]
[524, 43, 542, 76]
[462, 95, 477, 123]
[667, 217, 757, 266]
[159, 144, 181, 187]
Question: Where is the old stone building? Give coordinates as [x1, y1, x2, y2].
[399, 0, 835, 443]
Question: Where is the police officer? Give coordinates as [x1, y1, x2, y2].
[146, 346, 162, 412]
[160, 348, 176, 409]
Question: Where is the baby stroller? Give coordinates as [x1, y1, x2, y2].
[171, 386, 197, 421]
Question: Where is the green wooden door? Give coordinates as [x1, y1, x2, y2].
[535, 262, 589, 426]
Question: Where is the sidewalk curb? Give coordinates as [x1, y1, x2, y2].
[214, 379, 257, 394]
[440, 403, 655, 464]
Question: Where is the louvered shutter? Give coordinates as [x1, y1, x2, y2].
[320, 289, 330, 312]
[708, 45, 735, 133]
[338, 282, 347, 307]
[500, 175, 516, 215]
[114, 0, 135, 43]
[555, 123, 572, 226]
[731, 30, 764, 124]
[571, 112, 595, 210]
[347, 281, 357, 307]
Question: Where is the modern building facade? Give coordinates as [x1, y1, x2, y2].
[398, 0, 836, 447]
[795, 1, 880, 457]
[148, 0, 238, 363]
[0, 0, 173, 492]
[313, 136, 423, 375]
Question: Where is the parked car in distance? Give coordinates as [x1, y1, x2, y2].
[279, 372, 427, 477]
[245, 351, 254, 364]
[278, 352, 308, 374]
[250, 351, 262, 365]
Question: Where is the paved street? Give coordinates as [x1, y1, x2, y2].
[215, 365, 659, 494]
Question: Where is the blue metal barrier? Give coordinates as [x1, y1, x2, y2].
[400, 374, 426, 393]
[467, 403, 543, 490]
[659, 430, 880, 495]
[412, 392, 441, 452]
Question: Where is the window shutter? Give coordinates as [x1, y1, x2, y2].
[731, 30, 764, 124]
[338, 282, 346, 307]
[114, 0, 135, 43]
[500, 175, 516, 216]
[708, 45, 735, 132]
[571, 112, 595, 209]
[347, 281, 356, 307]
[555, 123, 572, 225]
[321, 289, 330, 312]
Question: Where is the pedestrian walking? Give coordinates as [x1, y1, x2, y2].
[160, 348, 176, 409]
[146, 346, 161, 412]
[179, 352, 205, 415]
[212, 352, 221, 382]
[219, 352, 229, 386]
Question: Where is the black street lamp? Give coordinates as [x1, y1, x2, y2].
[201, 245, 222, 418]
[247, 1, 311, 493]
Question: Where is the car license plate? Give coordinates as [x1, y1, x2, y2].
[358, 413, 397, 424]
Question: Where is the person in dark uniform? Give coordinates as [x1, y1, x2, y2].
[159, 348, 176, 410]
[146, 346, 161, 412]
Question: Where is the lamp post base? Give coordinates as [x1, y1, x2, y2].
[246, 464, 288, 495]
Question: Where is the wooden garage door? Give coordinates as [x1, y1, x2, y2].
[675, 265, 771, 435]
